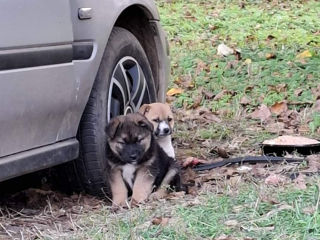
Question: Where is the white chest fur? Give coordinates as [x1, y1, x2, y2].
[122, 164, 137, 189]
[157, 135, 175, 158]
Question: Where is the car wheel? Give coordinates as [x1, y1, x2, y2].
[70, 27, 157, 197]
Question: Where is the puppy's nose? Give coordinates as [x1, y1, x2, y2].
[130, 153, 137, 160]
[163, 128, 170, 134]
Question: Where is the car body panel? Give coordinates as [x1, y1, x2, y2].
[0, 0, 169, 181]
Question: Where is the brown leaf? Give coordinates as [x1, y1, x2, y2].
[166, 88, 183, 96]
[214, 90, 234, 101]
[195, 60, 210, 76]
[312, 85, 320, 99]
[175, 74, 194, 89]
[265, 174, 286, 185]
[250, 104, 272, 122]
[240, 96, 251, 105]
[270, 101, 288, 116]
[268, 83, 287, 93]
[190, 95, 202, 109]
[314, 100, 320, 112]
[151, 217, 169, 226]
[266, 35, 276, 40]
[293, 174, 307, 190]
[302, 206, 316, 215]
[210, 147, 229, 158]
[202, 89, 215, 99]
[244, 85, 254, 92]
[294, 88, 303, 97]
[202, 112, 222, 123]
[226, 60, 239, 69]
[266, 53, 276, 60]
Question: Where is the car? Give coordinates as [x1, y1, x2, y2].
[0, 0, 169, 197]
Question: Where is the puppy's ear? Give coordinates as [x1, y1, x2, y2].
[105, 117, 121, 139]
[139, 104, 151, 115]
[137, 118, 154, 133]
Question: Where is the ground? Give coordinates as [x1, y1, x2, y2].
[1, 0, 320, 239]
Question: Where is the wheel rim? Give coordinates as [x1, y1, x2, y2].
[107, 56, 151, 121]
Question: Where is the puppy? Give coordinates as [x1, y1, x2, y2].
[105, 113, 181, 208]
[139, 103, 175, 158]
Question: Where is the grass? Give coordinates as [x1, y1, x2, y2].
[73, 178, 320, 239]
[158, 0, 319, 116]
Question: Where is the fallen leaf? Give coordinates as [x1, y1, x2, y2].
[244, 58, 252, 65]
[293, 174, 307, 190]
[268, 83, 287, 93]
[217, 43, 234, 56]
[151, 217, 169, 226]
[245, 85, 254, 92]
[226, 60, 239, 69]
[166, 88, 183, 96]
[296, 50, 312, 59]
[265, 174, 286, 185]
[266, 35, 276, 40]
[202, 89, 215, 99]
[266, 53, 276, 60]
[250, 104, 271, 122]
[311, 85, 320, 99]
[314, 100, 320, 112]
[213, 90, 234, 101]
[195, 60, 210, 75]
[190, 95, 203, 109]
[210, 147, 229, 158]
[175, 74, 194, 89]
[202, 112, 222, 123]
[294, 88, 303, 97]
[270, 101, 288, 115]
[240, 96, 251, 105]
[302, 206, 316, 215]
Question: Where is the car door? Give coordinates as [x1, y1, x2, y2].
[0, 0, 77, 157]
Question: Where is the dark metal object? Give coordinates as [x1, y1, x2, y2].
[262, 143, 320, 156]
[193, 156, 304, 171]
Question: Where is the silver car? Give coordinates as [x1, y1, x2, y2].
[0, 0, 169, 196]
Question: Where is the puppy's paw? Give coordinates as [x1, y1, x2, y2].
[111, 200, 129, 211]
[149, 189, 168, 201]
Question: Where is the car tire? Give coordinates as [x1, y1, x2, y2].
[69, 27, 157, 197]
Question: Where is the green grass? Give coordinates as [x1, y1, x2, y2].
[74, 178, 320, 239]
[158, 0, 320, 115]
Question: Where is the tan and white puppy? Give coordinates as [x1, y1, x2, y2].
[139, 103, 175, 158]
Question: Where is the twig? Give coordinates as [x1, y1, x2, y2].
[0, 222, 13, 238]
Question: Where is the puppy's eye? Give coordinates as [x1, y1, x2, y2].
[117, 141, 125, 145]
[152, 118, 160, 123]
[168, 117, 173, 122]
[136, 138, 143, 143]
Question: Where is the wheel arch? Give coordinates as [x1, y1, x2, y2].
[113, 4, 169, 102]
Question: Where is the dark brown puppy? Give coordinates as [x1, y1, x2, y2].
[105, 113, 181, 207]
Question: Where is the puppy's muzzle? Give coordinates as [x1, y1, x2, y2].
[155, 121, 172, 137]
